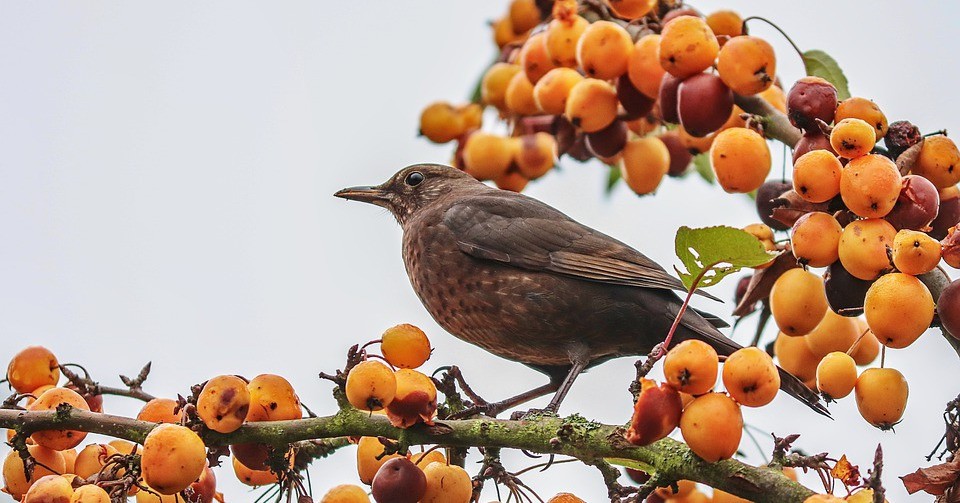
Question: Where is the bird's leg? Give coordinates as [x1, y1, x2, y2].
[542, 358, 588, 413]
[448, 380, 561, 420]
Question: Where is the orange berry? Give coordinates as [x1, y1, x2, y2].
[385, 369, 438, 428]
[626, 378, 682, 446]
[6, 346, 59, 394]
[627, 34, 665, 99]
[816, 352, 857, 399]
[717, 36, 776, 95]
[419, 102, 464, 144]
[791, 212, 842, 267]
[892, 229, 942, 275]
[74, 443, 120, 479]
[830, 118, 877, 159]
[71, 484, 111, 503]
[855, 367, 908, 429]
[864, 272, 935, 349]
[346, 360, 397, 412]
[381, 324, 432, 369]
[804, 495, 846, 502]
[481, 63, 522, 112]
[509, 0, 541, 34]
[706, 10, 743, 44]
[564, 78, 618, 133]
[546, 494, 586, 503]
[659, 16, 719, 79]
[804, 310, 860, 358]
[197, 375, 251, 433]
[680, 392, 742, 462]
[515, 133, 558, 180]
[663, 340, 719, 395]
[840, 153, 902, 218]
[2, 445, 65, 500]
[494, 171, 530, 192]
[505, 71, 540, 116]
[492, 17, 517, 49]
[410, 450, 446, 469]
[916, 135, 960, 189]
[654, 480, 696, 499]
[246, 374, 302, 422]
[519, 32, 557, 85]
[770, 268, 829, 336]
[544, 12, 588, 68]
[835, 97, 888, 140]
[137, 398, 182, 424]
[722, 347, 780, 407]
[838, 219, 897, 280]
[421, 463, 472, 503]
[604, 0, 657, 19]
[792, 149, 842, 203]
[232, 456, 278, 487]
[27, 387, 90, 450]
[620, 137, 670, 195]
[532, 67, 583, 115]
[357, 436, 402, 485]
[774, 332, 820, 382]
[462, 133, 516, 181]
[710, 127, 771, 194]
[22, 474, 74, 502]
[141, 423, 207, 495]
[576, 21, 633, 80]
[320, 484, 371, 503]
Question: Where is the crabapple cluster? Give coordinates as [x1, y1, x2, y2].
[418, 0, 789, 196]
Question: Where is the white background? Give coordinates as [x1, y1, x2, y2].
[1, 2, 958, 501]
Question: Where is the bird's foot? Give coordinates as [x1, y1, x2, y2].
[447, 401, 507, 420]
[510, 405, 559, 421]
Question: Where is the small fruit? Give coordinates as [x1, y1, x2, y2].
[717, 35, 776, 95]
[546, 494, 586, 503]
[385, 369, 438, 428]
[792, 149, 842, 203]
[620, 137, 670, 196]
[756, 180, 793, 230]
[774, 332, 820, 382]
[823, 262, 874, 316]
[71, 484, 112, 503]
[916, 135, 960, 189]
[659, 16, 720, 79]
[804, 310, 860, 358]
[605, 0, 656, 19]
[627, 34, 666, 99]
[74, 443, 120, 479]
[710, 127, 771, 193]
[816, 352, 857, 399]
[27, 387, 91, 450]
[787, 77, 837, 131]
[419, 102, 464, 144]
[505, 72, 540, 116]
[421, 463, 472, 503]
[654, 480, 696, 499]
[886, 175, 941, 231]
[706, 10, 743, 43]
[840, 153, 902, 218]
[564, 78, 618, 133]
[22, 474, 74, 502]
[892, 229, 941, 275]
[544, 6, 588, 68]
[663, 340, 719, 395]
[770, 268, 829, 336]
[791, 212, 842, 267]
[233, 455, 278, 486]
[576, 20, 633, 80]
[585, 120, 628, 160]
[658, 73, 682, 123]
[357, 436, 403, 485]
[137, 398, 182, 424]
[197, 375, 251, 434]
[679, 393, 742, 462]
[346, 360, 397, 412]
[938, 280, 960, 338]
[246, 374, 302, 421]
[462, 133, 515, 181]
[838, 219, 897, 281]
[381, 324, 432, 369]
[855, 367, 908, 428]
[371, 457, 426, 503]
[677, 72, 734, 137]
[835, 97, 888, 140]
[722, 347, 780, 407]
[885, 120, 922, 158]
[830, 118, 877, 159]
[6, 346, 59, 394]
[864, 272, 935, 349]
[481, 63, 521, 112]
[509, 0, 541, 33]
[141, 423, 207, 495]
[533, 67, 584, 115]
[321, 484, 371, 503]
[519, 33, 557, 85]
[626, 378, 683, 446]
[932, 186, 960, 239]
[2, 445, 65, 500]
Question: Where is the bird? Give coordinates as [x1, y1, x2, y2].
[335, 163, 828, 417]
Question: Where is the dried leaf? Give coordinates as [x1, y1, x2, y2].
[901, 458, 960, 496]
[770, 190, 833, 228]
[832, 455, 861, 487]
[895, 140, 924, 176]
[732, 252, 800, 317]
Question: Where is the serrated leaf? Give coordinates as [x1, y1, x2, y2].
[674, 226, 781, 290]
[802, 49, 850, 100]
[693, 153, 714, 184]
[605, 163, 622, 195]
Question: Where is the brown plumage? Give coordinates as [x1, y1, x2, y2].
[336, 164, 828, 417]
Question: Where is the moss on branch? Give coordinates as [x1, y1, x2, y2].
[0, 406, 814, 502]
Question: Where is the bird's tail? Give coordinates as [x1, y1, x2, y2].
[672, 308, 831, 418]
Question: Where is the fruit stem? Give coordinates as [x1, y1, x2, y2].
[923, 129, 948, 138]
[847, 329, 870, 356]
[880, 345, 886, 368]
[660, 265, 716, 354]
[741, 16, 805, 61]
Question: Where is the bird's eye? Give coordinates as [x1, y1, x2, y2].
[405, 171, 424, 186]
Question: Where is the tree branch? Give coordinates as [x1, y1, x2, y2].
[0, 407, 814, 503]
[735, 94, 802, 148]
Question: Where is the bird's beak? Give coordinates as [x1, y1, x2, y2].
[334, 185, 389, 204]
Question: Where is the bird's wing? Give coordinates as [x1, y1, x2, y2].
[442, 194, 710, 297]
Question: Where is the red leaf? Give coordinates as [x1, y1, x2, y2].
[900, 459, 960, 496]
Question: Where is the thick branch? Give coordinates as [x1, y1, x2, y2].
[0, 408, 813, 503]
[735, 94, 802, 148]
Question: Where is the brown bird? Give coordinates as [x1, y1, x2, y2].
[336, 164, 828, 417]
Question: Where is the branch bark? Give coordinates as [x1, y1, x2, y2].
[0, 407, 814, 503]
[735, 94, 802, 149]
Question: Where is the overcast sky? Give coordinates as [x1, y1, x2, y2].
[1, 2, 958, 501]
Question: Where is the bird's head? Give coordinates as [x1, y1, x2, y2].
[335, 164, 480, 223]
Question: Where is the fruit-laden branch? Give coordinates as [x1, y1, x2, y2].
[0, 406, 814, 503]
[735, 94, 802, 149]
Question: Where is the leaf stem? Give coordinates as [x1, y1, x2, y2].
[742, 16, 804, 61]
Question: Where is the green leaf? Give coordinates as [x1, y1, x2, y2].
[605, 163, 622, 195]
[802, 49, 850, 100]
[693, 153, 714, 184]
[603, 457, 656, 474]
[674, 226, 780, 290]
